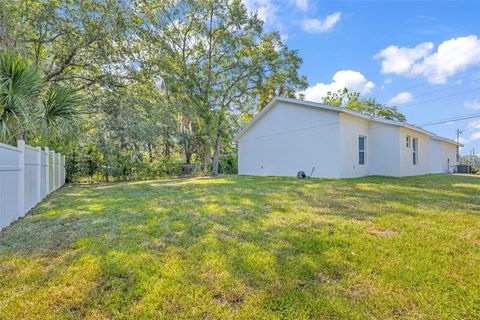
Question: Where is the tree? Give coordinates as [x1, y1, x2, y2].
[140, 0, 307, 175]
[322, 88, 406, 122]
[0, 50, 81, 144]
[255, 33, 307, 111]
[0, 50, 42, 142]
[2, 0, 307, 180]
[39, 84, 83, 142]
[2, 0, 142, 89]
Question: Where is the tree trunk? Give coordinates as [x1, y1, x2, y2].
[212, 130, 222, 176]
[163, 139, 171, 157]
[183, 138, 192, 164]
[148, 143, 153, 163]
[185, 150, 192, 165]
[202, 142, 211, 175]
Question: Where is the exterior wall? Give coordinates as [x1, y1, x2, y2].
[367, 123, 401, 176]
[442, 142, 457, 173]
[237, 100, 460, 179]
[399, 128, 430, 176]
[431, 141, 456, 173]
[429, 139, 443, 173]
[339, 113, 369, 178]
[238, 102, 341, 178]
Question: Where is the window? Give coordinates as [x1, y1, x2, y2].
[406, 135, 411, 148]
[358, 136, 366, 165]
[412, 138, 418, 165]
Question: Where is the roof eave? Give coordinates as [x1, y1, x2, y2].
[234, 96, 461, 147]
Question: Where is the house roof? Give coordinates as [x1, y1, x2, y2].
[234, 96, 463, 147]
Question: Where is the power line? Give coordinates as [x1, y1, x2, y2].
[389, 66, 480, 93]
[461, 120, 480, 132]
[416, 112, 480, 127]
[409, 78, 480, 100]
[375, 66, 480, 102]
[398, 87, 480, 108]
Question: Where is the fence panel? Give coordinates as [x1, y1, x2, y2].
[0, 143, 21, 229]
[40, 150, 48, 199]
[24, 146, 40, 212]
[49, 152, 54, 193]
[54, 153, 59, 190]
[0, 141, 65, 230]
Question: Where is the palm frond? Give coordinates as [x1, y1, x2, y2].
[40, 84, 83, 139]
[0, 49, 43, 143]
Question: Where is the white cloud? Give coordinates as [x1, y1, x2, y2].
[375, 42, 433, 75]
[388, 91, 414, 105]
[375, 35, 480, 84]
[459, 132, 480, 144]
[243, 0, 279, 24]
[465, 98, 480, 110]
[291, 0, 308, 11]
[301, 12, 342, 33]
[301, 70, 375, 103]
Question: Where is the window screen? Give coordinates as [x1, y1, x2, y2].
[359, 136, 366, 165]
[412, 138, 418, 165]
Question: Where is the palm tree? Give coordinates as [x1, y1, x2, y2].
[0, 50, 82, 144]
[39, 84, 82, 142]
[0, 50, 42, 143]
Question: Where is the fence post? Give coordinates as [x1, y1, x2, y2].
[57, 152, 61, 189]
[51, 150, 55, 191]
[51, 150, 56, 191]
[53, 151, 56, 190]
[36, 146, 42, 204]
[62, 155, 66, 185]
[45, 147, 50, 195]
[17, 140, 25, 217]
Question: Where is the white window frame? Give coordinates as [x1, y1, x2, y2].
[358, 135, 366, 165]
[406, 135, 411, 148]
[412, 137, 418, 165]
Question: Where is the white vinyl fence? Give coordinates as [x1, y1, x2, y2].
[0, 140, 65, 229]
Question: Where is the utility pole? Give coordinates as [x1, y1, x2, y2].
[456, 129, 460, 163]
[473, 147, 476, 167]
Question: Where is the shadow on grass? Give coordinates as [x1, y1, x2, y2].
[0, 174, 479, 318]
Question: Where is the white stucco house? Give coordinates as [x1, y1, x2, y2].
[234, 97, 462, 178]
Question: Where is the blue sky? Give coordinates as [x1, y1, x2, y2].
[244, 0, 480, 156]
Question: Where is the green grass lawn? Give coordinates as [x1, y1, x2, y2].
[0, 175, 479, 319]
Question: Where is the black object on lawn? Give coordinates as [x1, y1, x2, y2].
[297, 167, 315, 179]
[297, 171, 306, 179]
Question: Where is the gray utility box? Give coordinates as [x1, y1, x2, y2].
[457, 164, 472, 174]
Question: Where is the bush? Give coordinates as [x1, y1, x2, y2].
[218, 153, 238, 174]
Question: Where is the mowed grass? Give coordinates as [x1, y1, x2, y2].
[0, 175, 479, 319]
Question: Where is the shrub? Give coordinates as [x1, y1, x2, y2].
[218, 153, 238, 174]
